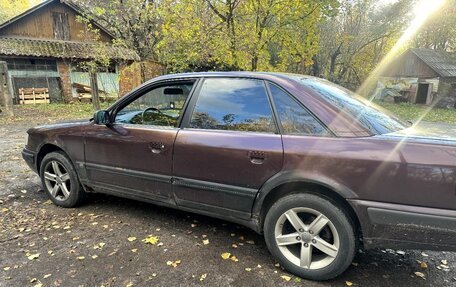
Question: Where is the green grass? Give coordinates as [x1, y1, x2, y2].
[0, 102, 114, 125]
[375, 101, 456, 124]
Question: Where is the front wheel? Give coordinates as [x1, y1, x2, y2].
[264, 193, 356, 280]
[39, 151, 85, 207]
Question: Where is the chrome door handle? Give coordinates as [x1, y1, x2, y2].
[149, 142, 165, 154]
[249, 151, 266, 165]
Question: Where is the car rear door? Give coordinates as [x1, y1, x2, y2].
[172, 77, 284, 219]
[83, 80, 196, 205]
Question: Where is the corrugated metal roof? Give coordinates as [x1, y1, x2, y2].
[0, 37, 139, 61]
[411, 48, 456, 78]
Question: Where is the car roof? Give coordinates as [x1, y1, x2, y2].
[150, 71, 320, 83]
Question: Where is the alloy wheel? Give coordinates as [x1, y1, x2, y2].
[43, 160, 71, 201]
[274, 207, 340, 270]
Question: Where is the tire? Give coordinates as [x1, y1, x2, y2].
[39, 151, 85, 207]
[264, 193, 356, 281]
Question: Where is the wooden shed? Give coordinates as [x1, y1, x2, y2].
[0, 0, 139, 105]
[376, 48, 456, 108]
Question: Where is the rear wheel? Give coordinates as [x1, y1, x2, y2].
[39, 151, 85, 207]
[264, 193, 356, 280]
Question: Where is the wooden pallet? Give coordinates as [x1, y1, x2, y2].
[19, 88, 50, 104]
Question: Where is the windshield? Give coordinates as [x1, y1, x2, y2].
[291, 76, 409, 135]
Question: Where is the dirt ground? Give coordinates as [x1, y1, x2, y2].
[0, 109, 455, 287]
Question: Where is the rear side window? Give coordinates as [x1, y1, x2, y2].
[268, 83, 330, 136]
[189, 78, 276, 133]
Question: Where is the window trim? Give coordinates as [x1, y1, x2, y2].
[265, 81, 335, 137]
[180, 77, 280, 134]
[109, 79, 199, 129]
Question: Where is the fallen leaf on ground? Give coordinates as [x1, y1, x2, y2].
[166, 260, 181, 267]
[77, 256, 85, 260]
[142, 235, 159, 245]
[441, 260, 448, 265]
[230, 256, 238, 262]
[199, 274, 207, 281]
[221, 252, 231, 260]
[346, 281, 353, 286]
[43, 274, 51, 279]
[202, 239, 209, 245]
[414, 271, 426, 279]
[131, 249, 138, 253]
[91, 255, 98, 259]
[93, 242, 106, 249]
[128, 236, 137, 242]
[27, 253, 40, 260]
[420, 262, 428, 269]
[245, 268, 252, 272]
[281, 275, 291, 281]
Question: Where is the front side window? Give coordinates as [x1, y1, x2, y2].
[115, 83, 194, 127]
[269, 83, 330, 136]
[189, 78, 276, 133]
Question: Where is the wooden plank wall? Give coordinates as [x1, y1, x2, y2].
[381, 51, 439, 79]
[0, 1, 111, 42]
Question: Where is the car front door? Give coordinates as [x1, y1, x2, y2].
[172, 78, 284, 219]
[83, 80, 196, 205]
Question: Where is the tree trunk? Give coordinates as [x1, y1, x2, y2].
[251, 55, 258, 71]
[0, 61, 14, 116]
[329, 44, 342, 80]
[90, 71, 100, 110]
[311, 55, 320, 77]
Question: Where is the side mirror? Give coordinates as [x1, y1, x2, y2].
[93, 110, 110, 125]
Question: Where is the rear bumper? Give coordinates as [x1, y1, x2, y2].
[22, 148, 37, 173]
[349, 200, 456, 251]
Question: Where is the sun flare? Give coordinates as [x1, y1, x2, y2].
[356, 0, 446, 97]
